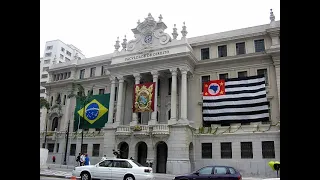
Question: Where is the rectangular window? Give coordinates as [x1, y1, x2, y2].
[56, 143, 59, 153]
[43, 67, 49, 72]
[66, 51, 72, 56]
[101, 66, 104, 75]
[41, 74, 48, 78]
[241, 142, 253, 159]
[47, 143, 54, 152]
[168, 78, 172, 95]
[46, 46, 53, 50]
[61, 47, 65, 52]
[262, 141, 275, 158]
[201, 75, 210, 92]
[257, 68, 268, 86]
[70, 144, 76, 156]
[218, 45, 227, 57]
[44, 60, 50, 64]
[60, 54, 64, 59]
[201, 48, 210, 60]
[92, 144, 100, 157]
[254, 39, 265, 52]
[221, 142, 232, 159]
[99, 89, 105, 94]
[219, 73, 228, 80]
[45, 52, 52, 57]
[202, 143, 212, 159]
[81, 144, 88, 153]
[236, 42, 246, 55]
[90, 67, 96, 77]
[157, 79, 160, 96]
[80, 69, 85, 79]
[40, 89, 45, 93]
[237, 71, 248, 78]
[40, 81, 46, 86]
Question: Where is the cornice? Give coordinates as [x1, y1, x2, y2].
[189, 32, 267, 47]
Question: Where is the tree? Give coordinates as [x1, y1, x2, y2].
[68, 83, 94, 152]
[40, 98, 50, 148]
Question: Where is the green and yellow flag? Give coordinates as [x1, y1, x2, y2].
[74, 94, 110, 131]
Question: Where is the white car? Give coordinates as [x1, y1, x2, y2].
[72, 158, 154, 180]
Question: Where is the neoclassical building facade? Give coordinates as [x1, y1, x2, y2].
[40, 11, 280, 178]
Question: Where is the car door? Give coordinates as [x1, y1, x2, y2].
[212, 166, 229, 180]
[227, 167, 239, 180]
[91, 160, 113, 180]
[192, 166, 214, 180]
[111, 160, 129, 180]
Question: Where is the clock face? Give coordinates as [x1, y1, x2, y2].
[144, 35, 152, 44]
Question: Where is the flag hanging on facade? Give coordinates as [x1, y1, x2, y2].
[133, 82, 155, 112]
[74, 94, 110, 130]
[202, 75, 269, 124]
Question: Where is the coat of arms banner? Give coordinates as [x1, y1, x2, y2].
[133, 82, 155, 112]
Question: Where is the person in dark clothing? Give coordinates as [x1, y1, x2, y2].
[76, 153, 81, 166]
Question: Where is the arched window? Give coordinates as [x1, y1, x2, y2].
[63, 95, 66, 105]
[51, 117, 58, 131]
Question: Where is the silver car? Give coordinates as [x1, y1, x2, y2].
[72, 158, 154, 180]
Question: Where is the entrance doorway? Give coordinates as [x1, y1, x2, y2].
[118, 142, 129, 159]
[136, 142, 148, 166]
[156, 141, 168, 173]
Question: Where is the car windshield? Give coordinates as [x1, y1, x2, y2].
[130, 160, 144, 167]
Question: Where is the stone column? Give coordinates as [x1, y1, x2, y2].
[130, 73, 141, 126]
[169, 68, 177, 124]
[180, 67, 188, 121]
[149, 71, 158, 125]
[115, 76, 124, 126]
[274, 60, 280, 107]
[106, 76, 116, 126]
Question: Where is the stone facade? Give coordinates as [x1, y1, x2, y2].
[40, 12, 280, 178]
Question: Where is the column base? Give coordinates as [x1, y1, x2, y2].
[104, 123, 114, 129]
[130, 120, 138, 126]
[113, 121, 120, 128]
[148, 119, 157, 125]
[177, 118, 189, 125]
[168, 118, 177, 125]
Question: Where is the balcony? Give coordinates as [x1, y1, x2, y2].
[132, 125, 150, 137]
[115, 125, 132, 138]
[152, 124, 169, 137]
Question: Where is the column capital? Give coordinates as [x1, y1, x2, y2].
[109, 76, 116, 83]
[117, 76, 124, 83]
[151, 70, 159, 77]
[170, 68, 177, 76]
[133, 73, 141, 79]
[179, 67, 189, 74]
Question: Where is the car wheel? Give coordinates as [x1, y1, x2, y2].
[80, 172, 91, 180]
[123, 174, 135, 180]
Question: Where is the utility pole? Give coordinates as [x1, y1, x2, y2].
[63, 119, 70, 165]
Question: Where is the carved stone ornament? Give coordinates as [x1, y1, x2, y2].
[126, 13, 171, 52]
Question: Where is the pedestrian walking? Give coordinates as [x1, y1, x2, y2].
[84, 154, 90, 166]
[76, 153, 81, 166]
[52, 156, 56, 164]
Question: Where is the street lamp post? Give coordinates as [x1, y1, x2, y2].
[63, 119, 70, 165]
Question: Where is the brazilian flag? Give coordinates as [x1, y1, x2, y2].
[74, 94, 110, 131]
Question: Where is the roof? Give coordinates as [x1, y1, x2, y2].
[188, 21, 280, 44]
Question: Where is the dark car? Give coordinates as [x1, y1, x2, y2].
[173, 165, 242, 180]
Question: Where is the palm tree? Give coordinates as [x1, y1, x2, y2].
[68, 83, 94, 152]
[40, 98, 50, 148]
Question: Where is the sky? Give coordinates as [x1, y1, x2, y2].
[40, 0, 280, 58]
